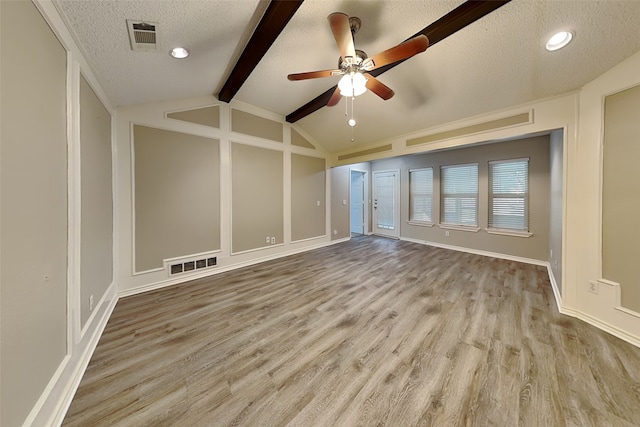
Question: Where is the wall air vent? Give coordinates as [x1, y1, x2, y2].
[127, 20, 157, 51]
[168, 256, 217, 276]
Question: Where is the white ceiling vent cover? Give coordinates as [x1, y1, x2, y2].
[127, 20, 157, 51]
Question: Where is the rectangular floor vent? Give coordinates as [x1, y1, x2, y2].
[169, 256, 217, 276]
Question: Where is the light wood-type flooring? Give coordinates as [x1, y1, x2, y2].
[63, 236, 640, 426]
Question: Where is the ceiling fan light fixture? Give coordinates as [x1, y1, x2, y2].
[338, 72, 367, 97]
[546, 31, 573, 51]
[170, 47, 189, 59]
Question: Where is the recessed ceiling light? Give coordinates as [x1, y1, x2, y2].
[546, 31, 573, 51]
[170, 47, 189, 59]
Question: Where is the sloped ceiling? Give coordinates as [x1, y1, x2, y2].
[55, 0, 640, 153]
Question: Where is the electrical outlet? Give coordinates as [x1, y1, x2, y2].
[554, 259, 558, 269]
[89, 294, 94, 311]
[333, 229, 338, 235]
[342, 200, 347, 205]
[316, 200, 321, 207]
[266, 236, 270, 244]
[271, 237, 276, 244]
[445, 231, 450, 237]
[588, 281, 599, 294]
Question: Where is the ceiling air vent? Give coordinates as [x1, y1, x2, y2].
[127, 20, 157, 51]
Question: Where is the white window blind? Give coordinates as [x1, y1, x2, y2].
[488, 158, 529, 231]
[409, 168, 433, 223]
[440, 163, 478, 227]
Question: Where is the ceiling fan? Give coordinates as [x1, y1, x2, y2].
[287, 12, 429, 108]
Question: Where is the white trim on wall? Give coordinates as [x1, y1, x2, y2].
[119, 238, 348, 298]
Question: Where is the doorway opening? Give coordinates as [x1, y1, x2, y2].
[350, 170, 367, 236]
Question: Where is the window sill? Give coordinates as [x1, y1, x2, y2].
[407, 220, 434, 227]
[485, 228, 533, 238]
[438, 224, 480, 233]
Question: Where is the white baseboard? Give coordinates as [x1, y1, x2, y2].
[546, 263, 563, 312]
[120, 237, 351, 298]
[400, 236, 547, 266]
[561, 306, 640, 348]
[25, 282, 119, 427]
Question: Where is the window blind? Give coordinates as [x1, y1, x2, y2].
[409, 168, 433, 222]
[488, 158, 529, 231]
[440, 163, 478, 226]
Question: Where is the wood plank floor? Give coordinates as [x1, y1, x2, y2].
[63, 236, 640, 426]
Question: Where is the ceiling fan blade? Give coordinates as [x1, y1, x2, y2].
[287, 1, 512, 124]
[363, 35, 429, 71]
[328, 12, 356, 62]
[288, 69, 341, 81]
[326, 87, 342, 107]
[364, 74, 394, 100]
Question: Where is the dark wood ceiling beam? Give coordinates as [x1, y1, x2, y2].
[218, 0, 304, 103]
[286, 0, 511, 123]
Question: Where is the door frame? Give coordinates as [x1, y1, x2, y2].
[349, 168, 369, 235]
[372, 169, 400, 238]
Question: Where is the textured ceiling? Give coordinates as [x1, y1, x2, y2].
[55, 0, 640, 153]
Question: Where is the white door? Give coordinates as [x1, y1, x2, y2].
[373, 170, 399, 238]
[350, 171, 365, 234]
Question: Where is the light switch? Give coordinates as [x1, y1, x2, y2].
[342, 199, 347, 205]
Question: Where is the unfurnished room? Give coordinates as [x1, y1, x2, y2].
[2, 0, 640, 426]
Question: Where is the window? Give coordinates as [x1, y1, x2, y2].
[440, 163, 478, 227]
[488, 158, 529, 231]
[409, 168, 433, 223]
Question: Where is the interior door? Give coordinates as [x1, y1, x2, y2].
[373, 170, 399, 238]
[350, 171, 364, 234]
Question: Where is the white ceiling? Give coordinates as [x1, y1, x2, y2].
[55, 0, 640, 153]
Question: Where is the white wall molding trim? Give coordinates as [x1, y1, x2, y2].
[561, 307, 640, 349]
[120, 237, 351, 298]
[400, 236, 546, 267]
[25, 282, 118, 426]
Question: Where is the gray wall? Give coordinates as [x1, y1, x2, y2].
[232, 143, 283, 252]
[549, 130, 563, 294]
[602, 84, 640, 312]
[80, 75, 113, 327]
[1, 1, 69, 425]
[291, 154, 326, 241]
[134, 125, 220, 271]
[371, 136, 551, 261]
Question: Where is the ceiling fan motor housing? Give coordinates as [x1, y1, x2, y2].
[338, 49, 368, 71]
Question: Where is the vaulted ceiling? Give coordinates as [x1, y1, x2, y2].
[55, 0, 640, 153]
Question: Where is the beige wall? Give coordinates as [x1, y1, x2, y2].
[1, 1, 69, 425]
[549, 130, 563, 294]
[602, 84, 640, 312]
[167, 105, 220, 128]
[232, 108, 283, 142]
[331, 166, 351, 240]
[291, 128, 315, 149]
[232, 143, 283, 252]
[291, 154, 326, 241]
[134, 125, 220, 272]
[371, 136, 551, 261]
[80, 75, 113, 327]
